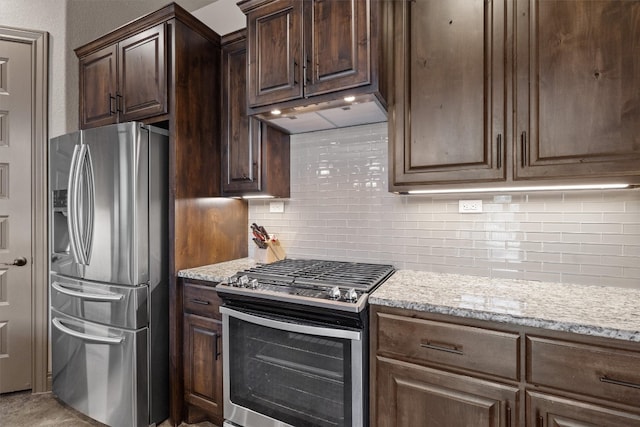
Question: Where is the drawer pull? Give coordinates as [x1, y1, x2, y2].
[600, 375, 640, 390]
[420, 341, 463, 355]
[189, 298, 210, 305]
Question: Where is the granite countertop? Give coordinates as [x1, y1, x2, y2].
[178, 258, 640, 342]
[177, 258, 257, 283]
[370, 270, 640, 342]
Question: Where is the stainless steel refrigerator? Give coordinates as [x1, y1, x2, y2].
[49, 122, 169, 427]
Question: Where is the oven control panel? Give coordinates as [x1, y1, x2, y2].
[224, 275, 363, 304]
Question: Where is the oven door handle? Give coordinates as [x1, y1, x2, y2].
[220, 306, 361, 341]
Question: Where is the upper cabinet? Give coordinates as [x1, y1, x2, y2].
[389, 0, 507, 189]
[241, 0, 303, 107]
[238, 0, 391, 133]
[389, 0, 640, 192]
[514, 0, 640, 181]
[221, 30, 290, 197]
[77, 23, 167, 129]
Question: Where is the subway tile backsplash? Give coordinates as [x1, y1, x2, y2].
[249, 123, 640, 289]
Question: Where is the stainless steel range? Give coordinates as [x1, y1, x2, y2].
[216, 259, 395, 427]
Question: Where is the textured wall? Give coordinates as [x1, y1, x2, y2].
[249, 122, 640, 289]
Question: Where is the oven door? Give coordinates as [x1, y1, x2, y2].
[220, 306, 364, 427]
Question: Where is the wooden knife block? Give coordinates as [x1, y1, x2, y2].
[253, 240, 286, 264]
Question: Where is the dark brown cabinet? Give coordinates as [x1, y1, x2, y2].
[376, 358, 518, 427]
[388, 0, 507, 189]
[371, 308, 518, 427]
[514, 0, 640, 181]
[527, 392, 640, 427]
[221, 30, 290, 197]
[371, 305, 640, 427]
[78, 23, 167, 129]
[389, 0, 640, 192]
[239, 0, 386, 114]
[182, 280, 224, 425]
[525, 335, 640, 427]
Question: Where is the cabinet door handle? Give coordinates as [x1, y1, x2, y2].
[506, 405, 511, 427]
[420, 341, 463, 355]
[305, 54, 312, 84]
[109, 93, 116, 115]
[520, 131, 527, 167]
[497, 134, 502, 169]
[600, 375, 640, 390]
[537, 415, 544, 427]
[294, 60, 299, 85]
[116, 93, 123, 113]
[189, 298, 210, 305]
[214, 332, 221, 360]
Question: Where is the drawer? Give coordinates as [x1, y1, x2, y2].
[376, 312, 519, 380]
[527, 336, 640, 406]
[183, 281, 222, 319]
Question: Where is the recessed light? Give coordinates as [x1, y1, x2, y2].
[344, 96, 356, 102]
[271, 109, 281, 115]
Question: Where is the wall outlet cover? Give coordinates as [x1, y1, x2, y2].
[270, 201, 285, 213]
[459, 200, 483, 213]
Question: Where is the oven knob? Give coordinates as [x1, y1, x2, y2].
[238, 275, 249, 287]
[250, 278, 259, 289]
[344, 288, 358, 302]
[329, 286, 341, 299]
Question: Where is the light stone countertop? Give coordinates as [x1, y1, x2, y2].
[177, 258, 257, 283]
[370, 270, 640, 342]
[177, 259, 640, 342]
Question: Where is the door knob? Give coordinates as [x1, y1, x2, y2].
[1, 257, 27, 267]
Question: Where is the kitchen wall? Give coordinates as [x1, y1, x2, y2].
[249, 122, 640, 289]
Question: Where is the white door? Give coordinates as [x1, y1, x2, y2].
[0, 37, 34, 393]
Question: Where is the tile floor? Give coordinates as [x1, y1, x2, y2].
[0, 390, 215, 427]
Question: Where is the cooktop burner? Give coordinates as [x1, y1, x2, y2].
[216, 258, 395, 312]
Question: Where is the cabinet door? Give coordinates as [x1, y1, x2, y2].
[515, 0, 640, 180]
[79, 44, 118, 129]
[183, 313, 223, 421]
[118, 23, 167, 122]
[375, 357, 518, 427]
[246, 0, 304, 107]
[304, 0, 370, 96]
[389, 0, 506, 189]
[222, 33, 261, 194]
[527, 391, 640, 427]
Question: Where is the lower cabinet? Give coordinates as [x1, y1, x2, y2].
[527, 391, 640, 427]
[182, 280, 224, 426]
[371, 306, 640, 427]
[376, 357, 517, 427]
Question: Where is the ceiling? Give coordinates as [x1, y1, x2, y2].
[191, 0, 246, 35]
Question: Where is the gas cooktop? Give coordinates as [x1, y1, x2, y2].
[216, 258, 395, 312]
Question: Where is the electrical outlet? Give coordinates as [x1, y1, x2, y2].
[459, 200, 483, 213]
[269, 201, 285, 213]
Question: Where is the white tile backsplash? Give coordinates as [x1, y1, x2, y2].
[249, 123, 640, 289]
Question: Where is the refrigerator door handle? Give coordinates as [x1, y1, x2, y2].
[80, 145, 95, 264]
[67, 144, 83, 265]
[51, 281, 124, 302]
[52, 318, 124, 344]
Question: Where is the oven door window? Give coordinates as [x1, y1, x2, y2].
[229, 316, 353, 427]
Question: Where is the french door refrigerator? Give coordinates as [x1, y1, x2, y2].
[49, 122, 169, 427]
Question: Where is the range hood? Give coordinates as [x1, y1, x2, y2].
[252, 94, 388, 134]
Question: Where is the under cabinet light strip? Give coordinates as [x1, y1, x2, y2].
[403, 183, 632, 195]
[241, 195, 275, 199]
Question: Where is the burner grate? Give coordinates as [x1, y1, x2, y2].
[242, 259, 395, 291]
